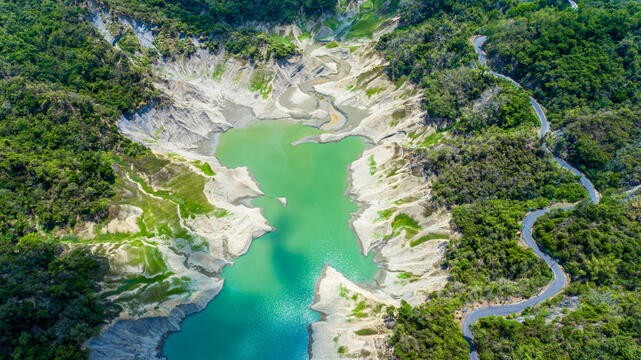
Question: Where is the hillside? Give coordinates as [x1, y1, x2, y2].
[0, 0, 639, 359]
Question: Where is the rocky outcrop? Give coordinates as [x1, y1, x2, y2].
[311, 266, 395, 360]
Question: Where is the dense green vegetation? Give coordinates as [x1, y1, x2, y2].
[484, 3, 641, 191]
[0, 0, 153, 356]
[379, 0, 641, 358]
[452, 5, 641, 347]
[474, 286, 641, 360]
[103, 0, 336, 32]
[424, 130, 586, 206]
[379, 0, 641, 192]
[0, 235, 112, 359]
[0, 0, 151, 240]
[390, 298, 469, 360]
[548, 107, 641, 190]
[485, 4, 641, 119]
[0, 0, 351, 357]
[386, 198, 562, 357]
[474, 197, 641, 359]
[99, 0, 336, 59]
[447, 200, 552, 299]
[1, 0, 639, 358]
[534, 198, 641, 290]
[377, 0, 585, 207]
[0, 0, 350, 357]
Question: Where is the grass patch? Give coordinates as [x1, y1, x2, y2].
[212, 62, 226, 80]
[395, 75, 408, 89]
[346, 45, 360, 52]
[270, 34, 294, 46]
[376, 207, 396, 221]
[385, 168, 397, 177]
[355, 66, 385, 89]
[391, 213, 420, 231]
[129, 171, 215, 218]
[354, 328, 378, 336]
[419, 132, 444, 148]
[368, 154, 377, 175]
[392, 110, 406, 120]
[408, 131, 421, 140]
[339, 283, 349, 298]
[163, 171, 216, 217]
[351, 301, 369, 318]
[324, 18, 340, 31]
[410, 233, 449, 247]
[391, 109, 406, 126]
[391, 213, 422, 238]
[326, 41, 339, 48]
[249, 69, 273, 99]
[346, 12, 383, 39]
[360, 0, 374, 10]
[365, 86, 385, 97]
[152, 126, 165, 138]
[193, 160, 216, 176]
[298, 31, 311, 40]
[394, 197, 414, 205]
[212, 208, 230, 218]
[396, 272, 415, 280]
[337, 345, 346, 355]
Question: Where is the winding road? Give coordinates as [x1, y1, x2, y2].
[463, 9, 600, 359]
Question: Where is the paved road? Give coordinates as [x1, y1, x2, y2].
[464, 25, 598, 360]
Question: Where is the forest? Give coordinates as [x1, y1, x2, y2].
[1, 0, 639, 358]
[484, 2, 641, 192]
[0, 236, 112, 359]
[390, 298, 469, 360]
[424, 130, 586, 206]
[534, 199, 641, 290]
[96, 0, 336, 59]
[380, 0, 641, 358]
[0, 1, 153, 358]
[473, 198, 641, 359]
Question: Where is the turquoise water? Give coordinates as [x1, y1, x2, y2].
[162, 120, 377, 360]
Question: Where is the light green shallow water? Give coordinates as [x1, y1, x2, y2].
[163, 120, 377, 360]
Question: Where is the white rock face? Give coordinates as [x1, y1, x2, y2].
[102, 205, 143, 234]
[311, 266, 396, 360]
[350, 144, 449, 305]
[304, 42, 452, 359]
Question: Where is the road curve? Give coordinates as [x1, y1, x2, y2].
[463, 30, 598, 360]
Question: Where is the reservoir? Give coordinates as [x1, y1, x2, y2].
[163, 120, 378, 359]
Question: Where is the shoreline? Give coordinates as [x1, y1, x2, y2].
[87, 9, 449, 357]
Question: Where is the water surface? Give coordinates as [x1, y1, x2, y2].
[163, 120, 377, 359]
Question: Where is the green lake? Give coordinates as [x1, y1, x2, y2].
[162, 120, 378, 359]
